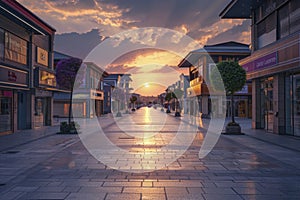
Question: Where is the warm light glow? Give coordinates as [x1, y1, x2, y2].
[144, 82, 150, 88]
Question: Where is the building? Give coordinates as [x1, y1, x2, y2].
[0, 0, 56, 134]
[104, 74, 132, 114]
[178, 41, 251, 118]
[53, 52, 108, 118]
[220, 0, 300, 136]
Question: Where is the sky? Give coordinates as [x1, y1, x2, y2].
[18, 0, 251, 96]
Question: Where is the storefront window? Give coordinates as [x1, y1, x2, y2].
[257, 13, 276, 48]
[290, 0, 300, 34]
[4, 32, 27, 65]
[0, 90, 12, 133]
[0, 28, 4, 60]
[293, 75, 300, 136]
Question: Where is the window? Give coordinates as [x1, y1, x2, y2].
[279, 4, 290, 38]
[0, 29, 4, 60]
[5, 32, 27, 65]
[290, 0, 300, 34]
[257, 13, 276, 48]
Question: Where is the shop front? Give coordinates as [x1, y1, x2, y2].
[0, 65, 30, 134]
[34, 68, 56, 128]
[240, 33, 300, 135]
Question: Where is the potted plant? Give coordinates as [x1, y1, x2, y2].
[212, 61, 246, 134]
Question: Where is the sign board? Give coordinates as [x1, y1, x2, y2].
[37, 47, 49, 66]
[0, 65, 28, 87]
[243, 52, 277, 72]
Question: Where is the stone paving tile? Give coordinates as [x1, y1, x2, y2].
[65, 192, 106, 200]
[62, 186, 81, 193]
[167, 194, 205, 200]
[79, 186, 122, 193]
[153, 181, 202, 187]
[0, 191, 23, 200]
[17, 192, 69, 200]
[165, 187, 188, 194]
[105, 193, 141, 200]
[202, 187, 236, 194]
[123, 187, 165, 194]
[35, 186, 65, 192]
[142, 181, 153, 187]
[202, 194, 244, 200]
[142, 193, 166, 200]
[243, 194, 300, 200]
[103, 181, 141, 187]
[187, 187, 204, 194]
[10, 186, 39, 192]
[232, 187, 262, 195]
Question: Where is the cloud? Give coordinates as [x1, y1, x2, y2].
[54, 29, 105, 59]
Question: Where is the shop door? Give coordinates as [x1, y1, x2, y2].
[0, 95, 12, 133]
[18, 92, 27, 130]
[95, 100, 101, 117]
[293, 75, 300, 136]
[261, 78, 274, 132]
[43, 98, 51, 126]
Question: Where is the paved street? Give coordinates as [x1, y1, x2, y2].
[1, 107, 300, 200]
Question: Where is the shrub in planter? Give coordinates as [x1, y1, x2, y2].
[59, 122, 80, 134]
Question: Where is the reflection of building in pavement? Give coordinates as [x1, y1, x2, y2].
[220, 0, 300, 136]
[178, 41, 251, 119]
[0, 0, 55, 135]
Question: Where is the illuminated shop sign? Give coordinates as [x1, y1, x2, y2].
[37, 47, 48, 66]
[243, 52, 277, 72]
[0, 65, 28, 87]
[39, 70, 56, 87]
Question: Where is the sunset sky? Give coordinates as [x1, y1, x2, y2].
[18, 0, 251, 96]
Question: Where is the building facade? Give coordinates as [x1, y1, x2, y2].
[0, 0, 55, 134]
[53, 52, 108, 118]
[221, 0, 300, 135]
[178, 41, 251, 118]
[104, 74, 132, 115]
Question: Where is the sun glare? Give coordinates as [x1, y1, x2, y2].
[144, 83, 150, 88]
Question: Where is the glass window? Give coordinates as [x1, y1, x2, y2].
[279, 4, 290, 39]
[0, 97, 12, 132]
[257, 13, 276, 48]
[0, 29, 4, 60]
[5, 32, 27, 65]
[290, 0, 300, 34]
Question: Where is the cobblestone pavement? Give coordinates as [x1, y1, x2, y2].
[0, 107, 300, 200]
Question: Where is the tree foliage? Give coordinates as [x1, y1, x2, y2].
[130, 96, 137, 103]
[212, 61, 246, 95]
[55, 57, 84, 125]
[55, 57, 84, 90]
[165, 89, 184, 102]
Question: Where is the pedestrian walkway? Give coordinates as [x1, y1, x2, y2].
[174, 111, 300, 154]
[0, 113, 117, 152]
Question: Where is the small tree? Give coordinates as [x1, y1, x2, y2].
[55, 57, 84, 125]
[130, 96, 137, 111]
[112, 87, 125, 117]
[212, 61, 246, 133]
[165, 90, 176, 113]
[173, 88, 184, 117]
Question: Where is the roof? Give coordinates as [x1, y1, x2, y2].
[84, 62, 109, 77]
[219, 0, 262, 19]
[178, 41, 250, 68]
[54, 51, 74, 60]
[0, 0, 55, 35]
[192, 41, 250, 54]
